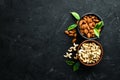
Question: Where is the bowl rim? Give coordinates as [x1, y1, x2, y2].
[77, 40, 103, 66]
[77, 12, 103, 40]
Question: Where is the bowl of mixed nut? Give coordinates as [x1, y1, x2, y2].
[77, 40, 103, 66]
[77, 13, 103, 39]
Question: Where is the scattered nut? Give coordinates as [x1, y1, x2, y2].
[64, 52, 72, 58]
[72, 38, 77, 43]
[73, 33, 77, 37]
[68, 49, 72, 52]
[73, 43, 78, 47]
[64, 43, 79, 59]
[64, 30, 69, 35]
[74, 54, 78, 60]
[68, 34, 74, 37]
[64, 29, 77, 43]
[69, 31, 75, 34]
[76, 21, 79, 24]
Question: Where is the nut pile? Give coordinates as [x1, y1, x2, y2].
[79, 15, 100, 38]
[78, 42, 101, 64]
[64, 29, 77, 43]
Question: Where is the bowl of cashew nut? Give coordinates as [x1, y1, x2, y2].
[77, 40, 103, 66]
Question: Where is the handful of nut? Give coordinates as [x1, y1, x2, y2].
[77, 40, 103, 66]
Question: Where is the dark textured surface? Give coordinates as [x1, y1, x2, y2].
[0, 0, 120, 80]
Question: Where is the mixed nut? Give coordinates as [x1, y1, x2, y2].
[64, 12, 104, 68]
[79, 15, 101, 38]
[78, 42, 102, 64]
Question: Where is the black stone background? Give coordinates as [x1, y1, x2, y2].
[0, 0, 120, 80]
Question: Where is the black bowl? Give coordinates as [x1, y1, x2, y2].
[77, 13, 103, 40]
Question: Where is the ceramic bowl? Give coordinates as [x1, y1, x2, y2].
[77, 40, 103, 66]
[77, 13, 103, 40]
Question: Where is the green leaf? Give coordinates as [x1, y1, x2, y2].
[73, 62, 80, 71]
[94, 28, 100, 38]
[95, 21, 104, 29]
[71, 12, 80, 20]
[66, 60, 75, 66]
[67, 24, 77, 31]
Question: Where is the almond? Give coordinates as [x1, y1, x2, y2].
[80, 20, 86, 26]
[89, 29, 94, 33]
[80, 30, 84, 35]
[82, 25, 86, 29]
[64, 30, 69, 35]
[68, 33, 74, 37]
[87, 25, 90, 30]
[91, 16, 96, 19]
[69, 31, 75, 34]
[94, 19, 100, 23]
[72, 29, 76, 33]
[74, 33, 77, 37]
[87, 17, 92, 23]
[87, 33, 91, 38]
[80, 25, 84, 29]
[72, 38, 77, 43]
[84, 29, 88, 34]
[92, 34, 95, 37]
[76, 21, 79, 24]
[89, 22, 94, 29]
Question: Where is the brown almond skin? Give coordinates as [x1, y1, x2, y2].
[82, 24, 88, 29]
[87, 25, 90, 30]
[92, 22, 95, 27]
[86, 24, 90, 29]
[79, 20, 83, 26]
[89, 23, 92, 28]
[80, 25, 84, 29]
[84, 29, 88, 34]
[72, 29, 76, 33]
[92, 32, 95, 35]
[74, 33, 77, 37]
[87, 17, 92, 23]
[91, 26, 94, 29]
[72, 38, 77, 43]
[80, 30, 84, 35]
[91, 16, 95, 19]
[80, 20, 86, 26]
[76, 21, 79, 24]
[89, 22, 95, 29]
[82, 25, 86, 29]
[80, 30, 83, 33]
[92, 34, 95, 37]
[89, 29, 94, 33]
[69, 31, 75, 34]
[94, 19, 100, 23]
[64, 30, 69, 35]
[87, 33, 91, 38]
[68, 33, 74, 37]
